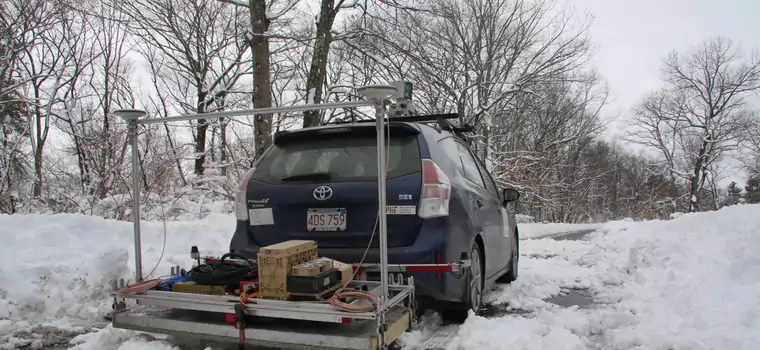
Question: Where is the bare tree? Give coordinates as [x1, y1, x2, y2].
[0, 80, 29, 213]
[628, 37, 760, 212]
[344, 0, 592, 167]
[53, 1, 137, 209]
[19, 4, 94, 199]
[742, 116, 760, 175]
[218, 0, 301, 159]
[117, 0, 251, 176]
[0, 0, 47, 212]
[626, 89, 691, 211]
[300, 0, 363, 127]
[0, 0, 61, 110]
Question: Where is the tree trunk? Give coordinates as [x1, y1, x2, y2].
[210, 122, 217, 163]
[33, 140, 43, 198]
[97, 125, 111, 200]
[194, 91, 209, 176]
[688, 138, 710, 212]
[303, 0, 338, 128]
[163, 123, 187, 186]
[98, 74, 113, 200]
[220, 117, 228, 176]
[250, 0, 273, 159]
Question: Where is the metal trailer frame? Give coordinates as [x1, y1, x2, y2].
[110, 85, 471, 349]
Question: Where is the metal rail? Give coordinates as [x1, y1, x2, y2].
[135, 100, 373, 125]
[115, 282, 413, 323]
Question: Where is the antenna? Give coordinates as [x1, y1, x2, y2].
[356, 84, 397, 101]
[387, 81, 417, 117]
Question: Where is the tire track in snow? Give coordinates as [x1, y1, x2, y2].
[414, 229, 598, 350]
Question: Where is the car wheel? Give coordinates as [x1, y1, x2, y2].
[442, 242, 484, 322]
[468, 244, 484, 312]
[497, 232, 519, 283]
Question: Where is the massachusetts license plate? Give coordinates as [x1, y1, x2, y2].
[307, 208, 347, 231]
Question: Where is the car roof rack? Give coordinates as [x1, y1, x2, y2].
[327, 112, 475, 144]
[392, 113, 474, 144]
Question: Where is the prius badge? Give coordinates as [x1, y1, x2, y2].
[313, 186, 333, 200]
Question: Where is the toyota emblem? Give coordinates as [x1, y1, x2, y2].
[313, 186, 333, 200]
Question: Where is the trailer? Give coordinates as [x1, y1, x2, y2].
[109, 83, 474, 350]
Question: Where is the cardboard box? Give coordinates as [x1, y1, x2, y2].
[319, 258, 354, 288]
[291, 258, 332, 277]
[171, 281, 227, 295]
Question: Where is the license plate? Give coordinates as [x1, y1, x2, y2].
[307, 208, 347, 232]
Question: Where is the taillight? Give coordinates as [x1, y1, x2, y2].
[235, 167, 256, 221]
[419, 159, 451, 218]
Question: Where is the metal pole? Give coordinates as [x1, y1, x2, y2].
[128, 120, 143, 282]
[374, 102, 389, 307]
[135, 100, 373, 126]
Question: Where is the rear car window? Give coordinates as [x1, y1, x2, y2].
[252, 135, 422, 184]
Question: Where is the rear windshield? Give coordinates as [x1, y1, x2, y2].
[252, 135, 422, 184]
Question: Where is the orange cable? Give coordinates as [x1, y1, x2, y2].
[117, 278, 161, 295]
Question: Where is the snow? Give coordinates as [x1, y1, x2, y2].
[401, 203, 760, 349]
[68, 325, 195, 350]
[0, 213, 235, 349]
[307, 87, 316, 105]
[3, 204, 760, 349]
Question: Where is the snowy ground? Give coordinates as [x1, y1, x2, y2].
[2, 204, 760, 349]
[403, 204, 760, 349]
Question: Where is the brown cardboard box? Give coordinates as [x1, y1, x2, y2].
[319, 258, 354, 288]
[291, 258, 332, 276]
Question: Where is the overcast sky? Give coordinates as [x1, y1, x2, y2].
[572, 0, 759, 184]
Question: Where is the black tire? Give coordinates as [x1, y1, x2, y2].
[442, 243, 484, 322]
[497, 231, 519, 283]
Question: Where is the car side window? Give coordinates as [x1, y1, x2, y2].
[438, 137, 465, 176]
[472, 154, 501, 201]
[455, 142, 486, 188]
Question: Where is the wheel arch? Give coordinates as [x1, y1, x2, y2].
[474, 233, 486, 283]
[514, 226, 520, 253]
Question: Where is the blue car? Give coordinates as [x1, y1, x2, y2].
[229, 115, 521, 318]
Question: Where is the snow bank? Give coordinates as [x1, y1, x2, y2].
[0, 213, 235, 349]
[589, 205, 760, 349]
[403, 204, 760, 349]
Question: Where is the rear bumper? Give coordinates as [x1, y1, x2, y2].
[229, 220, 465, 303]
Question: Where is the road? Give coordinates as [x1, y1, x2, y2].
[539, 229, 597, 308]
[419, 228, 598, 350]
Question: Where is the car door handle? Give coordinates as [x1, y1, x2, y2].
[476, 199, 484, 209]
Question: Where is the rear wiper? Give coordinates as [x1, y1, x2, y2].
[281, 172, 332, 181]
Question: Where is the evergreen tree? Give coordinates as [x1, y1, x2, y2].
[746, 175, 760, 204]
[725, 181, 743, 206]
